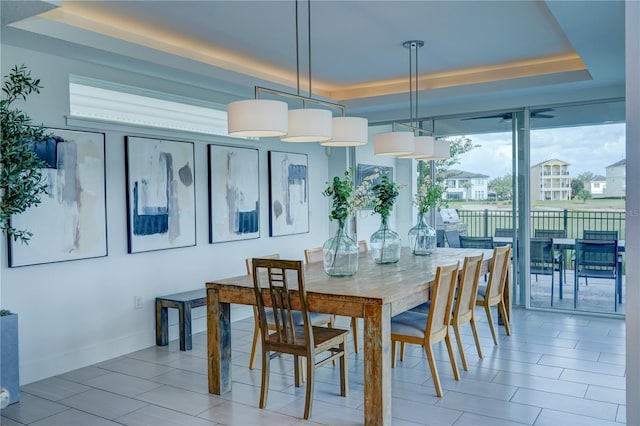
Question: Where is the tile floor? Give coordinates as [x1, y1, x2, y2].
[1, 308, 626, 425]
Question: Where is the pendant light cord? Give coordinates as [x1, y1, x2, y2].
[308, 0, 312, 98]
[295, 0, 300, 96]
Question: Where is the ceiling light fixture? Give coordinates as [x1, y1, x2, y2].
[227, 0, 367, 146]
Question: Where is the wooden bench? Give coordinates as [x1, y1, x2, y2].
[156, 289, 206, 351]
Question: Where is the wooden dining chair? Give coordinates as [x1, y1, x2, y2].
[476, 245, 512, 345]
[304, 247, 359, 354]
[451, 254, 484, 371]
[251, 258, 349, 419]
[390, 262, 460, 397]
[246, 255, 334, 370]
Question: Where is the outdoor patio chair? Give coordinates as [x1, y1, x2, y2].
[444, 230, 461, 248]
[251, 258, 349, 419]
[494, 228, 512, 237]
[530, 238, 563, 306]
[573, 239, 620, 312]
[534, 228, 567, 288]
[583, 230, 618, 240]
[459, 236, 494, 249]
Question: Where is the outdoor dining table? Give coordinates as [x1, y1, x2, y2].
[206, 247, 495, 426]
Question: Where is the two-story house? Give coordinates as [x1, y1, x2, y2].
[444, 169, 489, 200]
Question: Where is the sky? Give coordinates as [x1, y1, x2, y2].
[453, 123, 626, 181]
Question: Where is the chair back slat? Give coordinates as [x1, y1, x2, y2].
[487, 245, 511, 300]
[427, 262, 459, 339]
[583, 230, 618, 240]
[444, 230, 461, 248]
[304, 247, 323, 264]
[454, 254, 484, 318]
[246, 254, 281, 275]
[575, 239, 617, 271]
[252, 258, 312, 348]
[459, 236, 494, 249]
[534, 229, 566, 239]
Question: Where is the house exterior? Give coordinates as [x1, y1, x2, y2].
[590, 175, 606, 197]
[444, 169, 489, 200]
[530, 159, 571, 201]
[604, 159, 626, 198]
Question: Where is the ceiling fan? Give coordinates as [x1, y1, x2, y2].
[462, 108, 555, 121]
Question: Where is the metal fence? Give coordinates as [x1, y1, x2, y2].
[458, 209, 626, 239]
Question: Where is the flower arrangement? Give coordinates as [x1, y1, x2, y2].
[413, 174, 444, 214]
[370, 174, 402, 221]
[322, 169, 377, 224]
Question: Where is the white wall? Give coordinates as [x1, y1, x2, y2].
[0, 44, 332, 384]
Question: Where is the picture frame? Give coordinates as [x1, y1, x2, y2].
[125, 136, 196, 253]
[8, 128, 108, 267]
[208, 144, 260, 243]
[356, 163, 393, 210]
[268, 151, 309, 237]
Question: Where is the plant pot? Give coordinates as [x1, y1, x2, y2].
[370, 216, 401, 264]
[323, 221, 359, 276]
[408, 213, 437, 255]
[1, 313, 20, 405]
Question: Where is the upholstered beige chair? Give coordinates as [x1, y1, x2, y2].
[476, 245, 512, 345]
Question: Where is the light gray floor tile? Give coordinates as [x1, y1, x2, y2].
[126, 346, 184, 364]
[84, 371, 164, 397]
[497, 341, 600, 362]
[437, 391, 541, 424]
[135, 385, 223, 416]
[219, 381, 301, 411]
[598, 352, 626, 365]
[165, 354, 208, 374]
[21, 377, 90, 401]
[278, 398, 366, 426]
[585, 385, 626, 405]
[198, 399, 300, 425]
[56, 366, 110, 383]
[453, 412, 529, 426]
[439, 376, 517, 401]
[534, 408, 621, 425]
[390, 380, 440, 405]
[476, 356, 563, 379]
[575, 340, 625, 355]
[511, 388, 618, 421]
[59, 388, 147, 420]
[617, 405, 626, 423]
[492, 371, 587, 397]
[537, 354, 626, 376]
[97, 357, 175, 379]
[0, 415, 25, 425]
[30, 408, 121, 425]
[0, 393, 68, 424]
[116, 404, 216, 426]
[559, 369, 626, 389]
[392, 397, 462, 425]
[151, 369, 209, 394]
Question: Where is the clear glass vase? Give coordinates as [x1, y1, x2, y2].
[323, 220, 359, 276]
[408, 212, 437, 255]
[370, 216, 401, 264]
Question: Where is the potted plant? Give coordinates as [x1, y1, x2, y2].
[369, 174, 403, 264]
[0, 65, 50, 405]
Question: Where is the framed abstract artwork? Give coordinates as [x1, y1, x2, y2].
[8, 128, 108, 267]
[208, 144, 260, 243]
[125, 136, 196, 253]
[356, 163, 393, 210]
[268, 151, 309, 237]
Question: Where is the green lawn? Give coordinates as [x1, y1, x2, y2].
[448, 198, 626, 212]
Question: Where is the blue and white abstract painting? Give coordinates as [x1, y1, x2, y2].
[9, 129, 107, 267]
[126, 136, 196, 253]
[268, 151, 309, 237]
[209, 144, 259, 243]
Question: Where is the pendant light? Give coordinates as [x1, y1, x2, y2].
[227, 0, 367, 146]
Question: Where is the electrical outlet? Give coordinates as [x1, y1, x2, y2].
[134, 296, 142, 309]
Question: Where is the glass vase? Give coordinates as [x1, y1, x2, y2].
[408, 212, 437, 255]
[370, 216, 401, 264]
[322, 220, 359, 277]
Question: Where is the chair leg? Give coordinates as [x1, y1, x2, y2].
[351, 317, 359, 354]
[485, 304, 499, 345]
[444, 333, 460, 380]
[249, 324, 260, 369]
[339, 338, 349, 397]
[294, 355, 303, 387]
[452, 323, 468, 371]
[469, 317, 484, 359]
[303, 355, 315, 420]
[259, 349, 270, 409]
[424, 344, 443, 397]
[400, 342, 406, 362]
[498, 301, 511, 336]
[391, 340, 397, 368]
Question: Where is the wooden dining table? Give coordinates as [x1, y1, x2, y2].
[206, 247, 495, 426]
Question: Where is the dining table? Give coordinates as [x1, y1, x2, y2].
[205, 247, 496, 426]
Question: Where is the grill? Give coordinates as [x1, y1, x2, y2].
[436, 209, 468, 247]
